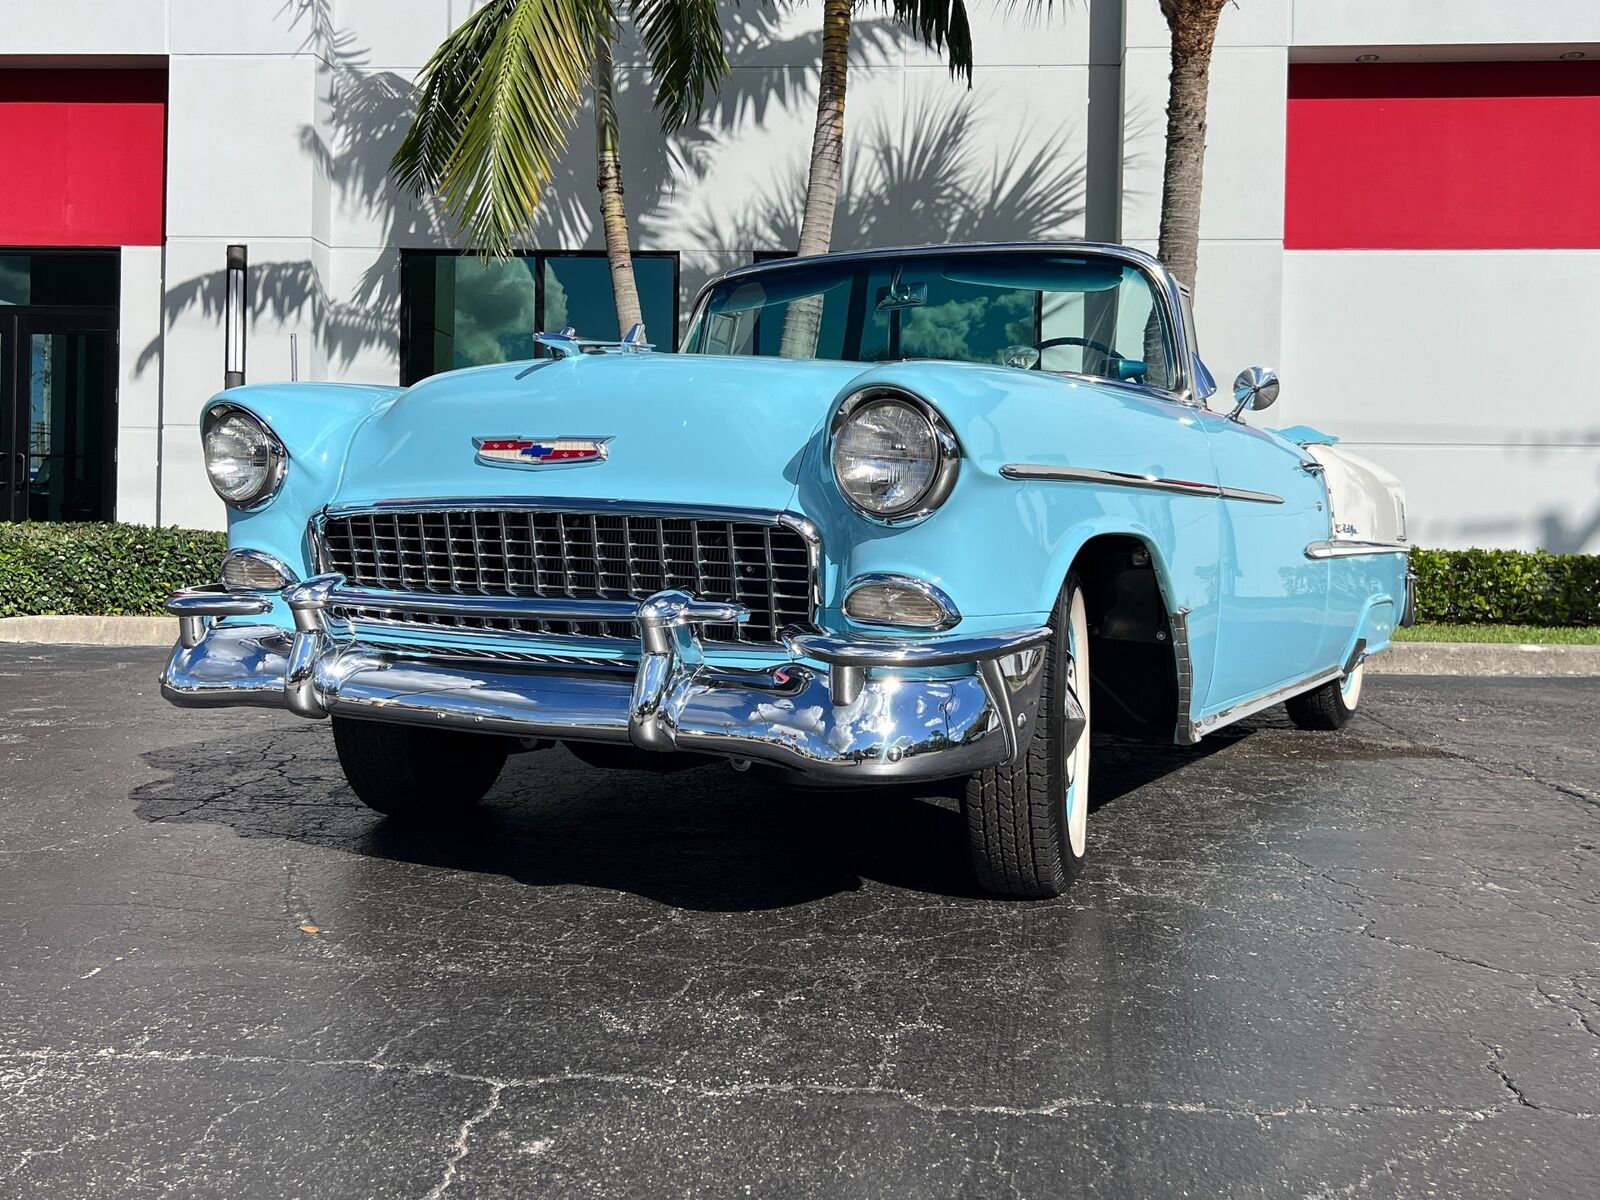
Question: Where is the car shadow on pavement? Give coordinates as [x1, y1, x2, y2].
[130, 725, 1226, 911]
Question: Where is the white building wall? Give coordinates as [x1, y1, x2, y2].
[5, 0, 1597, 549]
[1278, 1, 1600, 552]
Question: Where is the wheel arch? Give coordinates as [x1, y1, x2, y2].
[1059, 531, 1188, 744]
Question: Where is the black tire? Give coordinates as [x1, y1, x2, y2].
[331, 717, 510, 820]
[1285, 661, 1364, 731]
[961, 573, 1091, 899]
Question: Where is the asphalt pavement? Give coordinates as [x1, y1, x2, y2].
[1, 645, 1597, 1198]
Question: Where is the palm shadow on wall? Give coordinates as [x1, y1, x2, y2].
[145, 0, 1090, 378]
[658, 99, 1087, 261]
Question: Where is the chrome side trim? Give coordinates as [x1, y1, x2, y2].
[1304, 539, 1411, 559]
[1000, 463, 1283, 505]
[841, 573, 962, 632]
[1218, 484, 1286, 505]
[1191, 667, 1343, 738]
[1000, 463, 1214, 496]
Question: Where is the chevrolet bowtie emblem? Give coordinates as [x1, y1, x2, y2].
[473, 436, 612, 468]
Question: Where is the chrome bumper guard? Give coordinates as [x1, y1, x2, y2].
[161, 577, 1052, 782]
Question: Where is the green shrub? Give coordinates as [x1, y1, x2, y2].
[0, 522, 1595, 627]
[0, 522, 226, 618]
[1409, 547, 1600, 627]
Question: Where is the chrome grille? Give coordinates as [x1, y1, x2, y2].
[315, 507, 815, 645]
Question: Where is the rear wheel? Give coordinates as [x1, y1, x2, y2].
[961, 574, 1091, 898]
[332, 717, 510, 821]
[1285, 660, 1364, 731]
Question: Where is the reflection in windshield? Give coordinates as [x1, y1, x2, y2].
[685, 252, 1174, 390]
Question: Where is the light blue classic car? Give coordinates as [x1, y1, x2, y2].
[162, 242, 1413, 898]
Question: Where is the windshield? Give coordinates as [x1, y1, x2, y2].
[683, 251, 1177, 390]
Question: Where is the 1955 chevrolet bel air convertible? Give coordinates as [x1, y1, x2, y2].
[161, 242, 1413, 898]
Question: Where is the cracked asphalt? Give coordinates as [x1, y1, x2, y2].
[1, 645, 1597, 1198]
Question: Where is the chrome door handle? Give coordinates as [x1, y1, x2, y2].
[1298, 460, 1325, 476]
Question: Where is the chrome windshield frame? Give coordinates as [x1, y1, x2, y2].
[681, 241, 1204, 407]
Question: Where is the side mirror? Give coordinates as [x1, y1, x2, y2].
[1230, 366, 1280, 421]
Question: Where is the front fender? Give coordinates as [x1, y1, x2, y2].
[794, 359, 1223, 702]
[201, 383, 401, 576]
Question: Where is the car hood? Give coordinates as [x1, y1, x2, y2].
[332, 353, 873, 512]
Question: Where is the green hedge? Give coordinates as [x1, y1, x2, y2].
[0, 522, 226, 618]
[0, 522, 1596, 627]
[1409, 547, 1600, 627]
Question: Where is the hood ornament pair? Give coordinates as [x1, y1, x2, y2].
[534, 323, 654, 359]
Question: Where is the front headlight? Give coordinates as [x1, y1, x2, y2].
[829, 388, 959, 521]
[203, 405, 286, 507]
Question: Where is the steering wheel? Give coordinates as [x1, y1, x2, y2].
[1033, 335, 1118, 368]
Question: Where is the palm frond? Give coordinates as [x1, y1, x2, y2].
[628, 0, 730, 132]
[878, 1, 975, 84]
[391, 0, 613, 255]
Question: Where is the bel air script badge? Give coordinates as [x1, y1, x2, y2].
[473, 436, 612, 468]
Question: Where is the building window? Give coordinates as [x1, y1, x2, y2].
[0, 252, 119, 307]
[400, 251, 679, 385]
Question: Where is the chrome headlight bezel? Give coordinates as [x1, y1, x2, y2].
[828, 387, 960, 524]
[202, 404, 288, 509]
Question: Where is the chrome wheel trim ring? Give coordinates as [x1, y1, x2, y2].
[1064, 586, 1090, 858]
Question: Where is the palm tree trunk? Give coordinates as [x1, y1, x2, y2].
[778, 0, 852, 358]
[1156, 1, 1224, 292]
[593, 35, 644, 338]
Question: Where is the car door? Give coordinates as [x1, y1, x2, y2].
[1196, 411, 1331, 706]
[1, 312, 118, 521]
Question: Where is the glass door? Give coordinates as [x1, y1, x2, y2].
[0, 314, 118, 522]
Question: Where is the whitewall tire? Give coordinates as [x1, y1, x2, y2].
[961, 574, 1091, 898]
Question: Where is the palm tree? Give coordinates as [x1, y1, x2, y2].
[1156, 0, 1229, 291]
[779, 0, 977, 357]
[391, 0, 728, 339]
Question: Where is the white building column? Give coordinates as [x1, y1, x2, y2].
[114, 245, 165, 526]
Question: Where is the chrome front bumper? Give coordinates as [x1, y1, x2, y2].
[161, 577, 1051, 782]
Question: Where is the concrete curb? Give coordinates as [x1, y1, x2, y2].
[1, 617, 1597, 676]
[1370, 641, 1600, 677]
[0, 615, 175, 647]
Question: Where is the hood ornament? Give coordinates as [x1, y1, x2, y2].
[534, 323, 654, 360]
[474, 436, 613, 468]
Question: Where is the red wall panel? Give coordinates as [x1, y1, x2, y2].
[1286, 62, 1600, 250]
[0, 69, 167, 247]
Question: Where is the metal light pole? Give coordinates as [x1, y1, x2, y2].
[224, 244, 248, 389]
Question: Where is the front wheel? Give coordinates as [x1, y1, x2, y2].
[961, 574, 1091, 899]
[1285, 660, 1364, 731]
[332, 717, 510, 821]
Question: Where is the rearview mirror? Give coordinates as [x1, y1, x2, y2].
[1230, 366, 1280, 421]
